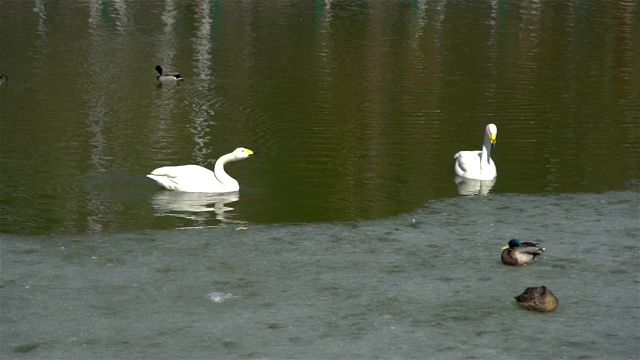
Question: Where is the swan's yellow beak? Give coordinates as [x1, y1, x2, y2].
[490, 133, 497, 149]
[246, 149, 254, 156]
[501, 244, 509, 250]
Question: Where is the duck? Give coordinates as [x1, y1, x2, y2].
[147, 147, 256, 193]
[0, 73, 8, 85]
[155, 65, 183, 82]
[501, 239, 545, 266]
[454, 123, 497, 180]
[514, 286, 559, 312]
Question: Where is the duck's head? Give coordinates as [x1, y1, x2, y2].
[501, 239, 521, 250]
[155, 65, 163, 75]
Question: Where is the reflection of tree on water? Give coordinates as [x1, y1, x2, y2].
[189, 0, 215, 168]
[454, 176, 496, 196]
[151, 191, 243, 225]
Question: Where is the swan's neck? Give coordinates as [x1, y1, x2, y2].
[481, 136, 493, 168]
[214, 153, 239, 187]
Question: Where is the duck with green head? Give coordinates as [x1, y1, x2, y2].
[515, 286, 559, 312]
[155, 65, 183, 82]
[501, 239, 544, 266]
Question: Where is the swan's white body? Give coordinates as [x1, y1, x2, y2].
[147, 147, 254, 193]
[454, 124, 497, 181]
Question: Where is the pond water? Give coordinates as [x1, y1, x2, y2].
[0, 0, 638, 359]
[2, 191, 638, 359]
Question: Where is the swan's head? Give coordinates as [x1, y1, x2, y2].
[486, 123, 497, 149]
[155, 65, 163, 75]
[502, 239, 521, 250]
[232, 147, 255, 160]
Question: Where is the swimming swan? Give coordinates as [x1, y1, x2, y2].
[454, 124, 497, 180]
[147, 147, 256, 193]
[155, 65, 183, 82]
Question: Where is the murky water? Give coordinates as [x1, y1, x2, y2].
[2, 191, 638, 359]
[0, 0, 639, 358]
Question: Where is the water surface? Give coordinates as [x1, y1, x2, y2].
[2, 191, 638, 359]
[0, 1, 639, 359]
[0, 0, 637, 233]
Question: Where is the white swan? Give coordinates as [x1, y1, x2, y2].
[454, 124, 497, 180]
[147, 147, 255, 193]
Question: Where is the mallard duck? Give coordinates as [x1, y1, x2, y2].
[454, 123, 497, 180]
[147, 147, 256, 193]
[155, 65, 183, 82]
[515, 286, 559, 312]
[501, 239, 545, 266]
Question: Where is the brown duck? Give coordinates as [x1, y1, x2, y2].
[501, 239, 544, 266]
[515, 286, 559, 312]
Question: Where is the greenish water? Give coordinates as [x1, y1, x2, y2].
[0, 1, 639, 359]
[0, 0, 637, 234]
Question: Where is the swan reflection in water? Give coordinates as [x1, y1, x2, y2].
[151, 191, 242, 224]
[454, 176, 496, 196]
